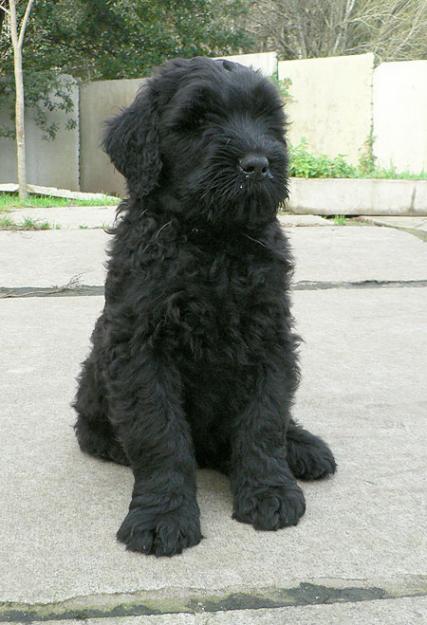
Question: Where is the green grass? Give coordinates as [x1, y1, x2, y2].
[0, 216, 58, 230]
[0, 193, 118, 210]
[332, 215, 347, 225]
[289, 141, 427, 180]
[0, 216, 15, 228]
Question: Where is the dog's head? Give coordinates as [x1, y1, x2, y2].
[104, 57, 288, 226]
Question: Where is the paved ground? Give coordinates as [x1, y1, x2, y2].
[1, 208, 426, 624]
[8, 205, 117, 230]
[359, 216, 427, 242]
[2, 222, 427, 290]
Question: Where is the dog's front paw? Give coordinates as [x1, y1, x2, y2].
[117, 502, 202, 557]
[233, 483, 306, 531]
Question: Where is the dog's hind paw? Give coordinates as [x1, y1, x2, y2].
[287, 427, 337, 480]
[117, 503, 202, 557]
[233, 483, 306, 531]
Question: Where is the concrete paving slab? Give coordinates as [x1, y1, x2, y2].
[8, 596, 427, 624]
[1, 287, 426, 616]
[288, 225, 427, 283]
[8, 205, 117, 230]
[0, 229, 108, 288]
[360, 216, 427, 232]
[1, 226, 427, 290]
[359, 215, 427, 241]
[278, 213, 330, 226]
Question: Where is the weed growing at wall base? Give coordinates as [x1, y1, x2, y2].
[289, 141, 427, 180]
[0, 215, 56, 230]
[289, 142, 356, 178]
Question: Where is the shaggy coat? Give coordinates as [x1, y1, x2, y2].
[74, 57, 336, 557]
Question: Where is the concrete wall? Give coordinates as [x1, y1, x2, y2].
[278, 53, 374, 165]
[218, 52, 277, 77]
[0, 76, 79, 190]
[79, 78, 144, 196]
[373, 61, 427, 174]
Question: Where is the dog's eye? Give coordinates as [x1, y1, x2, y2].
[190, 115, 205, 129]
[176, 112, 206, 132]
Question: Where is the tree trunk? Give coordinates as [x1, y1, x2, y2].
[8, 0, 34, 202]
[13, 44, 27, 201]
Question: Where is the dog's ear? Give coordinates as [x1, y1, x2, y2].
[103, 83, 162, 197]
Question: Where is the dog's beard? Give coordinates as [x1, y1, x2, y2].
[184, 160, 288, 228]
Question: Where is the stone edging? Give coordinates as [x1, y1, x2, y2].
[0, 183, 117, 202]
[287, 177, 427, 216]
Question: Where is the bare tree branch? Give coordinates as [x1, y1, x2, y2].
[9, 0, 18, 49]
[17, 0, 34, 49]
[246, 0, 427, 62]
[0, 1, 10, 15]
[0, 2, 9, 37]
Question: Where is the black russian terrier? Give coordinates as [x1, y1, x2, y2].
[74, 57, 336, 557]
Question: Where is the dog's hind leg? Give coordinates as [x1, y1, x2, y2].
[73, 354, 129, 466]
[286, 419, 336, 480]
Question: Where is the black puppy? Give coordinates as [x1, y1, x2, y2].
[74, 57, 336, 557]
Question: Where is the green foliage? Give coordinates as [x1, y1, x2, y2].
[270, 75, 293, 101]
[0, 216, 15, 228]
[361, 167, 427, 180]
[288, 140, 427, 179]
[0, 72, 77, 140]
[21, 217, 52, 230]
[357, 131, 376, 177]
[289, 140, 357, 178]
[64, 0, 253, 81]
[0, 0, 252, 139]
[0, 215, 52, 230]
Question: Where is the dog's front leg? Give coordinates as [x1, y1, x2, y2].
[231, 365, 306, 531]
[111, 353, 201, 556]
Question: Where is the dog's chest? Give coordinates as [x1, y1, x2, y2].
[171, 245, 285, 363]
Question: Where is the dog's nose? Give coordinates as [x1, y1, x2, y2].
[239, 154, 270, 178]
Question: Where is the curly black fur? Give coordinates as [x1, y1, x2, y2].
[73, 57, 336, 557]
